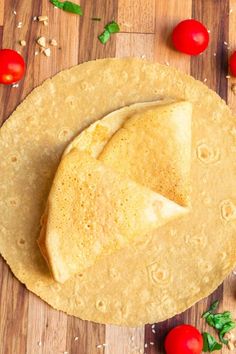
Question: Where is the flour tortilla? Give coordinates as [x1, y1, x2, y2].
[67, 100, 192, 206]
[39, 149, 187, 283]
[0, 58, 236, 326]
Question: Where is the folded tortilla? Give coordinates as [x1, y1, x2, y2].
[65, 100, 192, 206]
[39, 148, 187, 283]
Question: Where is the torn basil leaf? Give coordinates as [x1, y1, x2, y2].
[50, 0, 83, 15]
[98, 21, 120, 44]
[202, 300, 219, 318]
[105, 21, 120, 34]
[98, 30, 111, 44]
[202, 332, 222, 352]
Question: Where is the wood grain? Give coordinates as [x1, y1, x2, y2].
[118, 0, 155, 33]
[0, 0, 4, 26]
[0, 259, 29, 354]
[154, 0, 192, 74]
[0, 1, 236, 353]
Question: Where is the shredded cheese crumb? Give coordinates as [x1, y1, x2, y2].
[17, 21, 23, 28]
[213, 52, 217, 56]
[50, 39, 58, 46]
[224, 41, 228, 46]
[35, 51, 39, 56]
[203, 78, 208, 83]
[44, 48, 51, 57]
[33, 16, 37, 21]
[37, 341, 42, 347]
[150, 342, 154, 345]
[19, 40, 26, 47]
[96, 344, 103, 348]
[44, 20, 48, 26]
[38, 15, 48, 22]
[226, 75, 231, 79]
[74, 336, 79, 341]
[37, 36, 46, 47]
[12, 83, 19, 88]
[13, 10, 17, 15]
[144, 343, 148, 348]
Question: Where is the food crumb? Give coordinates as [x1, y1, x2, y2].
[74, 336, 79, 341]
[213, 52, 217, 56]
[19, 40, 26, 47]
[150, 342, 154, 345]
[152, 329, 156, 334]
[96, 344, 103, 348]
[44, 20, 48, 26]
[165, 61, 170, 66]
[12, 83, 19, 88]
[228, 341, 234, 350]
[35, 51, 39, 56]
[203, 78, 207, 83]
[13, 10, 17, 15]
[17, 21, 23, 28]
[207, 29, 211, 33]
[224, 41, 228, 46]
[38, 15, 48, 22]
[37, 341, 42, 347]
[226, 75, 231, 79]
[37, 36, 46, 48]
[44, 48, 51, 57]
[50, 39, 58, 46]
[33, 16, 37, 21]
[144, 343, 148, 348]
[230, 8, 233, 14]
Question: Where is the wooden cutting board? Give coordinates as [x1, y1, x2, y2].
[0, 1, 236, 353]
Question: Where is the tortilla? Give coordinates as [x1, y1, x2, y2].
[39, 149, 187, 283]
[0, 58, 236, 326]
[68, 100, 192, 206]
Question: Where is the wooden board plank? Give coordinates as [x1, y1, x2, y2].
[78, 0, 118, 62]
[0, 259, 29, 354]
[0, 0, 4, 26]
[116, 33, 154, 60]
[103, 31, 154, 354]
[144, 1, 192, 352]
[118, 0, 155, 33]
[154, 0, 192, 74]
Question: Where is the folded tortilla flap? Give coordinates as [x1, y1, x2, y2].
[41, 148, 187, 283]
[99, 101, 192, 206]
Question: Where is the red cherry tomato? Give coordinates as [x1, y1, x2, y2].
[0, 49, 26, 85]
[164, 324, 203, 354]
[229, 51, 236, 77]
[172, 19, 209, 55]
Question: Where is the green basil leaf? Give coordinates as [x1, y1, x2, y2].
[202, 300, 219, 318]
[213, 312, 233, 330]
[206, 314, 215, 327]
[50, 0, 64, 8]
[50, 0, 83, 15]
[98, 30, 110, 44]
[202, 332, 222, 352]
[202, 333, 210, 352]
[219, 322, 236, 344]
[105, 21, 120, 33]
